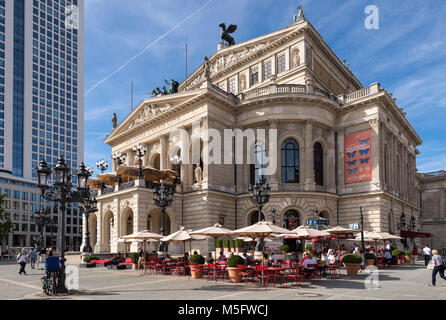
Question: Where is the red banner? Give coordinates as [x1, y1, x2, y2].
[344, 129, 372, 184]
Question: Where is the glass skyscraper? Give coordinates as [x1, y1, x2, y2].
[0, 0, 84, 251]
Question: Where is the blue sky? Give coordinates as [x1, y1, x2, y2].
[84, 0, 446, 175]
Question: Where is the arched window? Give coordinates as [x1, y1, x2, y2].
[281, 139, 299, 183]
[388, 212, 393, 234]
[283, 210, 300, 230]
[313, 142, 324, 186]
[250, 141, 267, 185]
[250, 211, 265, 225]
[126, 215, 133, 235]
[151, 154, 160, 170]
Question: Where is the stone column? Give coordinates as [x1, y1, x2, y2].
[327, 129, 336, 193]
[79, 209, 87, 252]
[268, 119, 279, 191]
[159, 135, 168, 170]
[94, 205, 103, 253]
[201, 117, 209, 189]
[337, 129, 345, 194]
[304, 120, 315, 191]
[369, 118, 381, 191]
[440, 187, 445, 219]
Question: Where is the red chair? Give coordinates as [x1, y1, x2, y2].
[284, 266, 304, 288]
[237, 265, 253, 285]
[207, 264, 219, 282]
[254, 266, 275, 289]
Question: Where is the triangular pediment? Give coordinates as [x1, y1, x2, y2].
[104, 91, 203, 144]
[181, 21, 307, 91]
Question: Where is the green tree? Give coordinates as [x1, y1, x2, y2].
[0, 193, 13, 249]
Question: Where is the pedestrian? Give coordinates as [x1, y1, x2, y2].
[17, 249, 29, 275]
[423, 245, 432, 266]
[137, 247, 144, 270]
[28, 247, 37, 270]
[429, 250, 446, 286]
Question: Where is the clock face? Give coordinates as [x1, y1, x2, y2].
[219, 217, 225, 226]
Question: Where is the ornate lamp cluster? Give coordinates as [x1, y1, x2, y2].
[112, 152, 126, 185]
[248, 180, 271, 251]
[35, 157, 95, 293]
[153, 179, 178, 253]
[96, 159, 109, 174]
[133, 143, 147, 178]
[31, 207, 51, 251]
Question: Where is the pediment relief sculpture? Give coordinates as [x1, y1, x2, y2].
[128, 103, 172, 129]
[185, 40, 273, 90]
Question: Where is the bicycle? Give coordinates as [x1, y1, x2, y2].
[41, 271, 60, 295]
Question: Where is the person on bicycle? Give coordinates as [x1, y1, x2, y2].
[44, 251, 61, 280]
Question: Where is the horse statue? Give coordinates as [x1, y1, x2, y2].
[219, 23, 237, 46]
[165, 79, 179, 94]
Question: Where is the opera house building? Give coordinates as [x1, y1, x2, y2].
[82, 10, 424, 255]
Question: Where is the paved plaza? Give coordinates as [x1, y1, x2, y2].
[0, 261, 445, 300]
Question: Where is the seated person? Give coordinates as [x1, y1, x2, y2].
[268, 253, 279, 265]
[206, 253, 214, 264]
[217, 251, 227, 262]
[44, 251, 61, 279]
[302, 254, 317, 276]
[243, 252, 253, 266]
[300, 253, 309, 265]
[183, 252, 190, 264]
[383, 250, 392, 265]
[327, 249, 337, 265]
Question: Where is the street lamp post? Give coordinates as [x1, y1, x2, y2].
[96, 159, 109, 190]
[112, 152, 126, 185]
[32, 207, 51, 251]
[133, 143, 147, 178]
[153, 179, 177, 254]
[35, 157, 93, 294]
[248, 180, 271, 251]
[81, 189, 98, 253]
[360, 207, 366, 269]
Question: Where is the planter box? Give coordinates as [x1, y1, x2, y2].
[345, 263, 360, 276]
[190, 264, 203, 279]
[227, 267, 242, 283]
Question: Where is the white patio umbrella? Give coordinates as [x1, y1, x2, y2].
[325, 226, 360, 250]
[190, 223, 233, 261]
[160, 227, 207, 258]
[231, 221, 291, 265]
[117, 238, 144, 254]
[121, 230, 164, 267]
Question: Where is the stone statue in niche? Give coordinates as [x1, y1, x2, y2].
[204, 56, 211, 81]
[291, 48, 300, 69]
[194, 165, 203, 186]
[240, 74, 247, 91]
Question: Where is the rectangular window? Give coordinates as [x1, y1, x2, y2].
[250, 66, 259, 86]
[277, 54, 286, 74]
[228, 78, 236, 94]
[263, 60, 272, 81]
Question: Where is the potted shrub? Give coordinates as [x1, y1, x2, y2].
[230, 239, 236, 253]
[189, 254, 205, 279]
[280, 244, 290, 255]
[404, 251, 411, 263]
[216, 239, 223, 252]
[226, 255, 246, 283]
[305, 244, 313, 254]
[235, 239, 244, 253]
[365, 253, 376, 266]
[83, 255, 99, 263]
[392, 249, 404, 265]
[342, 254, 362, 276]
[130, 252, 139, 269]
[222, 240, 230, 253]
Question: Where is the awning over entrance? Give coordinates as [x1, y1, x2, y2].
[400, 230, 433, 238]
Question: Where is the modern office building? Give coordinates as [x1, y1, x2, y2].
[0, 0, 84, 252]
